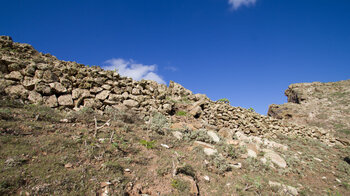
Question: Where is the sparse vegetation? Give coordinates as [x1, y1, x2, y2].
[139, 139, 156, 149]
[176, 110, 187, 116]
[150, 112, 168, 134]
[171, 179, 189, 192]
[217, 98, 230, 104]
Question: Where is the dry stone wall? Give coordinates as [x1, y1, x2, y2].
[0, 36, 336, 144]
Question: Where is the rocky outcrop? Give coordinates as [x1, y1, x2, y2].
[0, 36, 337, 144]
[268, 80, 350, 144]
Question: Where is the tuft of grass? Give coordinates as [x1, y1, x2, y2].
[139, 139, 156, 149]
[171, 179, 189, 192]
[176, 110, 187, 116]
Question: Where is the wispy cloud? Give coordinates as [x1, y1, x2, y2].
[104, 58, 166, 84]
[228, 0, 257, 10]
[164, 66, 177, 72]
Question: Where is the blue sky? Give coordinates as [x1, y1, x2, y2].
[1, 0, 349, 114]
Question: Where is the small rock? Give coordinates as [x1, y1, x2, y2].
[336, 178, 341, 183]
[100, 182, 112, 188]
[203, 148, 217, 156]
[203, 175, 210, 181]
[65, 163, 73, 168]
[161, 144, 170, 149]
[172, 131, 183, 140]
[232, 162, 242, 169]
[322, 176, 327, 180]
[124, 168, 131, 172]
[207, 131, 220, 143]
[264, 149, 287, 168]
[268, 181, 298, 196]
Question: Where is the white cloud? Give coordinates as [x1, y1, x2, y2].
[228, 0, 256, 10]
[164, 66, 177, 72]
[104, 58, 166, 84]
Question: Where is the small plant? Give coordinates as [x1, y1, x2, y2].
[171, 179, 189, 192]
[139, 139, 156, 149]
[150, 112, 168, 134]
[176, 110, 187, 116]
[248, 107, 255, 112]
[217, 98, 230, 104]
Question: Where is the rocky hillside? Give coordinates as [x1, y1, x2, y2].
[268, 80, 350, 145]
[0, 36, 349, 195]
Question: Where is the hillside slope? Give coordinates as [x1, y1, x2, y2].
[268, 80, 350, 145]
[0, 36, 349, 195]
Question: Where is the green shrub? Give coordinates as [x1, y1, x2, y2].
[150, 112, 168, 134]
[248, 107, 255, 112]
[176, 110, 187, 116]
[139, 139, 156, 149]
[171, 179, 189, 192]
[217, 98, 230, 104]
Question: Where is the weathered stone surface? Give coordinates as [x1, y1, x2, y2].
[172, 131, 183, 140]
[28, 91, 43, 103]
[58, 94, 74, 107]
[5, 85, 28, 98]
[50, 82, 67, 94]
[84, 98, 102, 108]
[96, 90, 110, 100]
[123, 99, 139, 107]
[203, 148, 217, 156]
[269, 181, 298, 196]
[263, 149, 287, 168]
[22, 78, 36, 90]
[44, 95, 58, 108]
[35, 82, 52, 95]
[90, 87, 103, 94]
[207, 131, 220, 143]
[5, 71, 23, 81]
[72, 88, 92, 99]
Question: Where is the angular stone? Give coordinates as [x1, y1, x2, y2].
[58, 94, 74, 107]
[84, 98, 102, 109]
[35, 82, 52, 95]
[72, 88, 92, 99]
[5, 85, 28, 99]
[263, 149, 287, 168]
[5, 71, 23, 81]
[49, 82, 67, 94]
[132, 88, 141, 95]
[189, 105, 202, 118]
[101, 84, 112, 90]
[203, 148, 217, 156]
[22, 78, 36, 90]
[44, 95, 58, 108]
[28, 91, 43, 104]
[123, 99, 139, 107]
[96, 90, 110, 100]
[172, 131, 183, 140]
[207, 131, 220, 143]
[90, 87, 103, 94]
[268, 181, 298, 196]
[43, 70, 58, 82]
